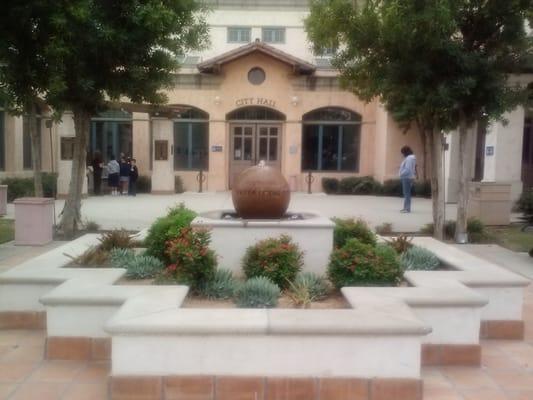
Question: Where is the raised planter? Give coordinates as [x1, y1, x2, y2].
[14, 197, 54, 245]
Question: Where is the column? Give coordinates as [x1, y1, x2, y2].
[151, 118, 174, 193]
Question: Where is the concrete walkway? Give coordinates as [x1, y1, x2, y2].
[4, 193, 462, 233]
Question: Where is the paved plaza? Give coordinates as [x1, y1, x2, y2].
[4, 192, 465, 233]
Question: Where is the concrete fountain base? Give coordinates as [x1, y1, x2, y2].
[191, 210, 335, 276]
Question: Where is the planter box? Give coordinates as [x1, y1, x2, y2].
[467, 182, 512, 225]
[14, 197, 54, 245]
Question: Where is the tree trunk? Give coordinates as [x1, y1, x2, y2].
[419, 127, 429, 180]
[28, 102, 43, 197]
[428, 128, 445, 240]
[59, 108, 90, 238]
[454, 112, 476, 243]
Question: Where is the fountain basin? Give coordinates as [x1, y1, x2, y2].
[191, 210, 335, 277]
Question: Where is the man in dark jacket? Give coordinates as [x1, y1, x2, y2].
[128, 158, 139, 196]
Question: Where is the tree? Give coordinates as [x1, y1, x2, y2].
[42, 0, 209, 238]
[306, 0, 532, 241]
[0, 1, 57, 197]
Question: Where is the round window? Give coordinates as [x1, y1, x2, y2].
[248, 67, 266, 85]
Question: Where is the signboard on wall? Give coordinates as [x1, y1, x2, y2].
[486, 146, 494, 156]
[154, 140, 168, 161]
[211, 145, 223, 152]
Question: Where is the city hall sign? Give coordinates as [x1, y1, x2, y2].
[235, 97, 276, 108]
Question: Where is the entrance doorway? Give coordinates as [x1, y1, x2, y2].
[229, 124, 282, 188]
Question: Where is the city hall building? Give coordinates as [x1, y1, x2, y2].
[0, 0, 531, 201]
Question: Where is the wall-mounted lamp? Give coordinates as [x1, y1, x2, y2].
[214, 96, 221, 105]
[291, 96, 299, 106]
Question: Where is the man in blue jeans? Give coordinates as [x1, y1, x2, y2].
[399, 146, 417, 213]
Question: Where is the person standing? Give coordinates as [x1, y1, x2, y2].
[107, 155, 120, 196]
[128, 159, 139, 196]
[91, 151, 103, 195]
[119, 157, 130, 195]
[399, 146, 417, 213]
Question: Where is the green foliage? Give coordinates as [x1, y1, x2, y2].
[420, 218, 488, 242]
[234, 277, 281, 308]
[242, 235, 303, 289]
[385, 234, 413, 254]
[175, 176, 184, 194]
[145, 204, 197, 263]
[98, 229, 134, 252]
[400, 246, 440, 271]
[413, 180, 432, 198]
[529, 248, 533, 258]
[70, 246, 109, 267]
[333, 218, 376, 248]
[163, 227, 217, 291]
[382, 180, 404, 197]
[288, 272, 331, 307]
[109, 248, 135, 268]
[0, 173, 57, 202]
[328, 239, 403, 288]
[322, 178, 339, 194]
[338, 176, 382, 195]
[136, 176, 152, 194]
[83, 220, 100, 232]
[197, 268, 238, 300]
[124, 255, 164, 280]
[375, 222, 393, 235]
[517, 189, 533, 226]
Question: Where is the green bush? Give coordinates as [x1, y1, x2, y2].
[144, 204, 197, 263]
[0, 173, 57, 201]
[375, 222, 393, 235]
[197, 268, 238, 300]
[382, 179, 403, 197]
[242, 235, 303, 289]
[124, 255, 164, 279]
[339, 176, 382, 195]
[413, 180, 432, 198]
[164, 227, 217, 291]
[84, 219, 101, 232]
[529, 248, 533, 258]
[420, 218, 487, 242]
[333, 218, 377, 248]
[400, 246, 440, 271]
[322, 178, 339, 194]
[328, 239, 403, 288]
[291, 272, 330, 301]
[109, 248, 136, 268]
[136, 176, 152, 193]
[234, 277, 281, 308]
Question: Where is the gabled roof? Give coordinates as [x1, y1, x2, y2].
[197, 40, 316, 75]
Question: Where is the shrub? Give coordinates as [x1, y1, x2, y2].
[242, 235, 303, 289]
[339, 176, 381, 195]
[144, 204, 197, 263]
[0, 173, 57, 201]
[420, 218, 487, 242]
[84, 219, 100, 232]
[517, 189, 533, 225]
[124, 255, 164, 279]
[109, 248, 135, 268]
[333, 218, 377, 248]
[322, 178, 339, 194]
[98, 229, 134, 251]
[382, 179, 403, 197]
[136, 175, 152, 193]
[385, 234, 413, 254]
[413, 180, 432, 198]
[197, 268, 238, 300]
[164, 227, 217, 291]
[288, 272, 331, 307]
[69, 246, 109, 267]
[400, 246, 440, 271]
[375, 222, 393, 235]
[328, 239, 403, 288]
[175, 175, 184, 194]
[234, 277, 281, 308]
[529, 248, 533, 258]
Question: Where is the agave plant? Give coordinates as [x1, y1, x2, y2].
[234, 277, 280, 308]
[124, 255, 164, 279]
[109, 248, 136, 268]
[197, 268, 239, 300]
[400, 246, 440, 271]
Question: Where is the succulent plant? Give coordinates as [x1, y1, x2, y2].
[289, 272, 331, 306]
[400, 246, 440, 271]
[124, 255, 164, 279]
[234, 277, 280, 308]
[197, 268, 238, 300]
[109, 248, 136, 268]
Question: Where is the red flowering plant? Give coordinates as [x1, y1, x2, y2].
[242, 235, 303, 289]
[327, 238, 402, 288]
[159, 227, 217, 291]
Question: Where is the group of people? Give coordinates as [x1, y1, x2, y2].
[91, 152, 139, 196]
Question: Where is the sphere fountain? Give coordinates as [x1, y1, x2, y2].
[191, 161, 334, 276]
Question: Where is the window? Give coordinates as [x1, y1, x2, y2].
[0, 111, 4, 170]
[173, 107, 209, 171]
[301, 108, 361, 172]
[248, 67, 266, 85]
[262, 27, 285, 44]
[61, 137, 75, 160]
[227, 107, 285, 121]
[227, 27, 251, 43]
[90, 111, 132, 163]
[23, 116, 42, 170]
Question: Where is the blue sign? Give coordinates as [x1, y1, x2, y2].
[211, 145, 223, 152]
[486, 146, 494, 156]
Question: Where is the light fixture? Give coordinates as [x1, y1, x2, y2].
[291, 96, 299, 106]
[214, 96, 221, 105]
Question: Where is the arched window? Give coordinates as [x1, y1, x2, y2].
[173, 106, 209, 171]
[302, 107, 362, 172]
[227, 107, 285, 121]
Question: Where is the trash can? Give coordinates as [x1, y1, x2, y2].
[0, 185, 7, 216]
[467, 182, 512, 225]
[14, 197, 54, 245]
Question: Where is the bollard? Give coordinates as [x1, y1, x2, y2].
[305, 171, 315, 194]
[197, 170, 207, 193]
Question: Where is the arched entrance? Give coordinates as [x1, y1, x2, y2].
[227, 106, 286, 188]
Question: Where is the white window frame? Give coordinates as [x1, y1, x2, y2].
[227, 27, 251, 43]
[262, 27, 286, 44]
